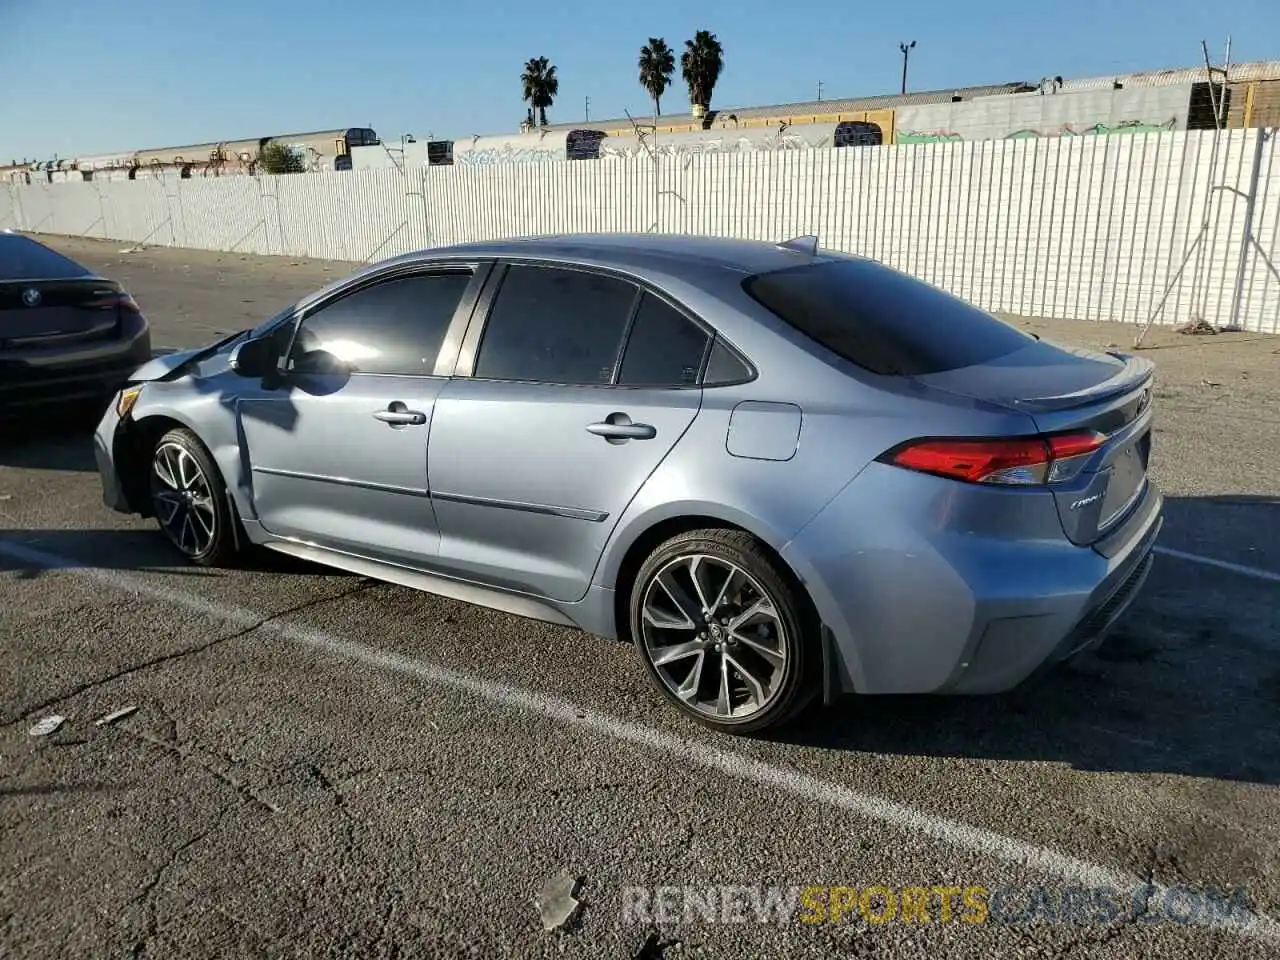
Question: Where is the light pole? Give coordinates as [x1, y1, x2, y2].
[899, 40, 916, 95]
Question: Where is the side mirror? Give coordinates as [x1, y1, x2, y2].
[228, 336, 281, 378]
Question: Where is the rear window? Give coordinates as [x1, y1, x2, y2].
[0, 235, 92, 281]
[742, 258, 1036, 376]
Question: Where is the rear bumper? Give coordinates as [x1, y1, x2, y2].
[0, 332, 151, 412]
[781, 462, 1165, 696]
[947, 492, 1162, 693]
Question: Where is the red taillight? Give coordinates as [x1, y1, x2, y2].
[1047, 431, 1104, 459]
[884, 431, 1105, 486]
[85, 291, 141, 314]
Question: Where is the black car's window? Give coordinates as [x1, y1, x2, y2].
[617, 294, 710, 387]
[0, 235, 91, 280]
[704, 339, 754, 385]
[743, 259, 1036, 376]
[288, 271, 470, 376]
[474, 264, 637, 385]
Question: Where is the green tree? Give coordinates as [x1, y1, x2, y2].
[521, 56, 559, 127]
[681, 30, 724, 117]
[638, 38, 676, 117]
[258, 140, 305, 174]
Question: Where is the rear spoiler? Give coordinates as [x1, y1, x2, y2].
[1006, 351, 1154, 412]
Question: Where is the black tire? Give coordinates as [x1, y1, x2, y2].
[630, 528, 820, 735]
[148, 426, 241, 567]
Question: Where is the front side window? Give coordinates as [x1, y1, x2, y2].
[288, 271, 471, 376]
[473, 264, 637, 384]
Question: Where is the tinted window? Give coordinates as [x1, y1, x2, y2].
[704, 339, 753, 385]
[743, 259, 1036, 376]
[618, 294, 709, 387]
[0, 235, 91, 280]
[289, 272, 470, 376]
[475, 265, 637, 384]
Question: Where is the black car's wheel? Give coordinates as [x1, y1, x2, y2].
[148, 427, 240, 567]
[630, 528, 819, 734]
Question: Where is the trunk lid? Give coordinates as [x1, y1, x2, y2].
[0, 279, 125, 350]
[912, 339, 1156, 547]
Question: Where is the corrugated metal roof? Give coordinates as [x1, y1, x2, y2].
[533, 61, 1280, 137]
[541, 82, 1036, 133]
[1057, 60, 1280, 91]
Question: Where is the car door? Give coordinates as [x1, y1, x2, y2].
[427, 262, 713, 603]
[237, 265, 483, 566]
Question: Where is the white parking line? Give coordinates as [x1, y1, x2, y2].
[1154, 546, 1280, 584]
[2, 536, 1278, 946]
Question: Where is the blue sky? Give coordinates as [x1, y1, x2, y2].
[1, 0, 1276, 160]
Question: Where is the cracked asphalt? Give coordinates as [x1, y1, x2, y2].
[2, 236, 1278, 959]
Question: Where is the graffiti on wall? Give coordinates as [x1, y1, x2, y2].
[1007, 118, 1179, 139]
[897, 117, 1179, 144]
[599, 133, 829, 160]
[597, 123, 883, 160]
[457, 144, 563, 167]
[895, 130, 964, 144]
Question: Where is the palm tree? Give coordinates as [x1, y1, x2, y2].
[638, 38, 676, 117]
[681, 30, 724, 119]
[521, 56, 559, 127]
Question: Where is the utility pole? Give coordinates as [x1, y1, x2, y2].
[899, 40, 916, 95]
[817, 80, 824, 102]
[585, 96, 591, 122]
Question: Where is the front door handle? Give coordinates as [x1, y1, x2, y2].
[586, 413, 657, 442]
[374, 402, 427, 427]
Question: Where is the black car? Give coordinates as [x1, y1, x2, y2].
[0, 232, 151, 416]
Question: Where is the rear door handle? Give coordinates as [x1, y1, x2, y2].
[374, 402, 427, 426]
[587, 413, 656, 442]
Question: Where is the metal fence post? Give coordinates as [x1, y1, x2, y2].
[1228, 128, 1267, 331]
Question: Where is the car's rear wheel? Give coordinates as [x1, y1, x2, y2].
[630, 528, 818, 734]
[148, 427, 239, 567]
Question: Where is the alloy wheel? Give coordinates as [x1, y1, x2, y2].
[640, 554, 788, 721]
[150, 441, 217, 557]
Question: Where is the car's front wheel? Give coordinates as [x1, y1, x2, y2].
[148, 427, 240, 567]
[630, 528, 819, 734]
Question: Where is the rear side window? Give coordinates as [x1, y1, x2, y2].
[743, 259, 1036, 376]
[704, 339, 753, 385]
[474, 264, 637, 384]
[617, 294, 709, 387]
[0, 235, 92, 280]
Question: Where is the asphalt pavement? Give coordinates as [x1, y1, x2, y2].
[1, 235, 1278, 959]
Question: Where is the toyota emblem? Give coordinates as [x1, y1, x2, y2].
[21, 288, 41, 307]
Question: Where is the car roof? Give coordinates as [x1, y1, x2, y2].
[385, 232, 852, 281]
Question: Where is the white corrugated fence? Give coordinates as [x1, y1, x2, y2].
[5, 128, 1279, 333]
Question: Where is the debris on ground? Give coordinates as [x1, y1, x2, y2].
[94, 706, 139, 727]
[28, 715, 65, 737]
[0, 494, 11, 501]
[1201, 378, 1222, 387]
[536, 872, 584, 932]
[1176, 317, 1217, 335]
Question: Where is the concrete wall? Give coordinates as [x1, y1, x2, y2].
[2, 128, 1277, 333]
[895, 85, 1191, 143]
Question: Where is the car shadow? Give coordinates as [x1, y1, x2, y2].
[0, 407, 103, 473]
[1, 496, 1276, 786]
[773, 494, 1280, 786]
[0, 528, 356, 579]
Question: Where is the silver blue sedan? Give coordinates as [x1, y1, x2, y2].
[93, 233, 1163, 733]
